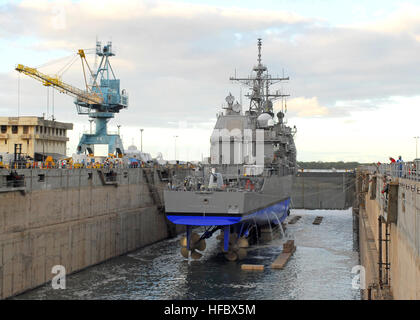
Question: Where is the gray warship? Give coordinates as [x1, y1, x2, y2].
[164, 39, 297, 261]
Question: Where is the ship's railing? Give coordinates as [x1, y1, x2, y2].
[204, 163, 295, 177]
[167, 176, 265, 192]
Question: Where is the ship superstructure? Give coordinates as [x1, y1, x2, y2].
[164, 39, 297, 261]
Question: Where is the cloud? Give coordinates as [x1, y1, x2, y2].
[0, 0, 315, 128]
[275, 96, 328, 117]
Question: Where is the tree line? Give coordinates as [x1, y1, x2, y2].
[296, 161, 365, 170]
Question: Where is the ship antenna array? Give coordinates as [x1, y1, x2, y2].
[229, 38, 290, 114]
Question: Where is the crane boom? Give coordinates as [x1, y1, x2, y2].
[15, 64, 103, 105]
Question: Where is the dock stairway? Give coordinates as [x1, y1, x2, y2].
[98, 170, 118, 186]
[142, 168, 177, 237]
[143, 169, 164, 212]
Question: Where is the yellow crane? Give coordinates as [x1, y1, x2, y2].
[15, 49, 103, 105]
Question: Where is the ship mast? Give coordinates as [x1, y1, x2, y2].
[229, 38, 290, 115]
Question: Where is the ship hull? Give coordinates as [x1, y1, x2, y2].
[164, 174, 292, 227]
[166, 197, 290, 226]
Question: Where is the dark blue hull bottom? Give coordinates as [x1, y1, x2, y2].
[166, 198, 291, 227]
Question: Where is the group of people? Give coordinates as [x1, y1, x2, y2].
[376, 155, 403, 167]
[388, 155, 403, 164]
[379, 155, 419, 197]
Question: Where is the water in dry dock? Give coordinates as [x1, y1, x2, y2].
[15, 208, 360, 300]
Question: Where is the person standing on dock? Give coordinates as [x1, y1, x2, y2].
[381, 176, 389, 199]
[397, 155, 403, 177]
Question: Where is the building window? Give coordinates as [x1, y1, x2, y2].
[12, 126, 18, 134]
[23, 126, 28, 134]
[1, 125, 6, 133]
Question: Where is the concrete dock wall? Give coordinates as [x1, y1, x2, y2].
[0, 168, 181, 299]
[355, 170, 420, 299]
[292, 171, 355, 209]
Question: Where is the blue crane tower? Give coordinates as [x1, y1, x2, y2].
[76, 41, 128, 155]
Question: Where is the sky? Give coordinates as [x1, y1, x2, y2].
[1, 0, 420, 162]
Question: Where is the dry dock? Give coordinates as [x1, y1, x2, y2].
[0, 168, 359, 299]
[4, 165, 418, 300]
[354, 164, 420, 299]
[0, 167, 182, 299]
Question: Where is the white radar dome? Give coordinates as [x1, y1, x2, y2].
[127, 145, 138, 151]
[257, 113, 273, 128]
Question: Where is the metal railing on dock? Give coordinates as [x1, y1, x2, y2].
[378, 161, 420, 181]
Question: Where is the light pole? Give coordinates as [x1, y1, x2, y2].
[174, 135, 178, 161]
[415, 136, 419, 159]
[140, 129, 144, 152]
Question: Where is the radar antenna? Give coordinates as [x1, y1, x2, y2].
[229, 38, 290, 115]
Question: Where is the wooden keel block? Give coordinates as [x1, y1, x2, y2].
[271, 246, 296, 269]
[312, 216, 323, 225]
[241, 264, 264, 271]
[282, 240, 295, 253]
[288, 216, 302, 225]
